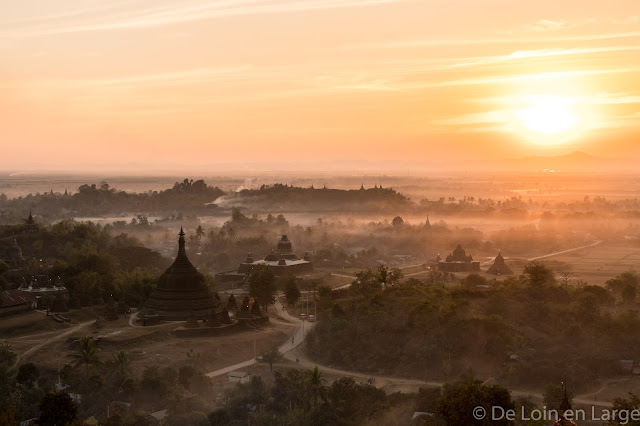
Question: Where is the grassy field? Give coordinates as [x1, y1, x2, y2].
[538, 239, 640, 285]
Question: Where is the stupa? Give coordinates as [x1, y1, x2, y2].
[486, 251, 514, 276]
[143, 227, 216, 320]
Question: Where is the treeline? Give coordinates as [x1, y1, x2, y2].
[0, 179, 224, 219]
[306, 263, 640, 392]
[211, 367, 409, 425]
[221, 183, 412, 212]
[0, 338, 220, 425]
[0, 221, 172, 309]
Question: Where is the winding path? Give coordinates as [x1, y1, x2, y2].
[204, 298, 614, 408]
[11, 319, 94, 371]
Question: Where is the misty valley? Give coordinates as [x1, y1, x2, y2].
[1, 174, 640, 425]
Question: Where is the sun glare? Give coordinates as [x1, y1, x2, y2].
[516, 94, 579, 136]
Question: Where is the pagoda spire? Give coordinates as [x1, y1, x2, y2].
[178, 226, 185, 249]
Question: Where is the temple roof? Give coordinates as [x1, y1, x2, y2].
[277, 234, 293, 253]
[166, 226, 198, 273]
[424, 215, 431, 229]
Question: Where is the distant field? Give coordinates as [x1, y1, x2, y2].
[394, 239, 640, 286]
[539, 239, 640, 285]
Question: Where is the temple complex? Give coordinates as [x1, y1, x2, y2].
[438, 244, 480, 272]
[0, 237, 25, 269]
[217, 234, 313, 281]
[553, 382, 578, 426]
[24, 210, 39, 233]
[424, 215, 432, 231]
[486, 251, 514, 276]
[17, 275, 68, 311]
[143, 227, 217, 321]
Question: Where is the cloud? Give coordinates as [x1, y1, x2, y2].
[419, 68, 640, 89]
[343, 31, 640, 50]
[0, 0, 406, 39]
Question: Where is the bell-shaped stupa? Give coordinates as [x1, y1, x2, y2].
[144, 227, 216, 320]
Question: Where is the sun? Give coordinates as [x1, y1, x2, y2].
[515, 94, 579, 136]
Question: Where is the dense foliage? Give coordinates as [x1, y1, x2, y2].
[223, 183, 412, 212]
[0, 221, 170, 308]
[306, 264, 640, 391]
[215, 368, 407, 425]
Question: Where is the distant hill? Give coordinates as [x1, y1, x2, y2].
[218, 183, 413, 212]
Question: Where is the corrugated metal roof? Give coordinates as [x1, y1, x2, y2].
[0, 290, 33, 308]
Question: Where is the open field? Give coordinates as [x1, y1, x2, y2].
[538, 239, 640, 285]
[6, 307, 289, 380]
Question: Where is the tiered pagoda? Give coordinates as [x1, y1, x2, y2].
[24, 210, 38, 233]
[143, 227, 217, 321]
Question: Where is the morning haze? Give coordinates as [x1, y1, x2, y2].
[1, 1, 640, 425]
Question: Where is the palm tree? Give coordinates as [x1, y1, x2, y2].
[195, 225, 205, 241]
[113, 350, 129, 377]
[68, 335, 101, 378]
[307, 366, 326, 414]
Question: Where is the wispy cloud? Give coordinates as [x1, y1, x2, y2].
[344, 31, 640, 50]
[419, 68, 640, 89]
[0, 0, 406, 39]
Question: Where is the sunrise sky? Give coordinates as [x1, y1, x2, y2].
[1, 0, 639, 172]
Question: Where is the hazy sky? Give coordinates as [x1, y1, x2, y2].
[1, 0, 639, 171]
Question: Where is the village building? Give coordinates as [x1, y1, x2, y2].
[143, 227, 217, 321]
[228, 371, 250, 384]
[0, 289, 36, 317]
[438, 244, 480, 272]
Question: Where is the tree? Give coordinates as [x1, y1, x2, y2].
[609, 392, 640, 426]
[622, 284, 637, 304]
[606, 271, 640, 303]
[461, 273, 488, 287]
[436, 380, 514, 426]
[68, 336, 101, 378]
[557, 269, 575, 287]
[522, 261, 556, 287]
[208, 409, 230, 425]
[37, 392, 78, 426]
[248, 265, 277, 312]
[0, 342, 16, 366]
[260, 347, 283, 372]
[113, 350, 129, 377]
[542, 383, 574, 412]
[16, 363, 39, 388]
[392, 216, 404, 227]
[195, 225, 205, 241]
[307, 366, 326, 416]
[351, 269, 383, 300]
[386, 267, 404, 286]
[376, 265, 403, 287]
[284, 277, 301, 306]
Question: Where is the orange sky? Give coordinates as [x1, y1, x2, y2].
[1, 0, 639, 171]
